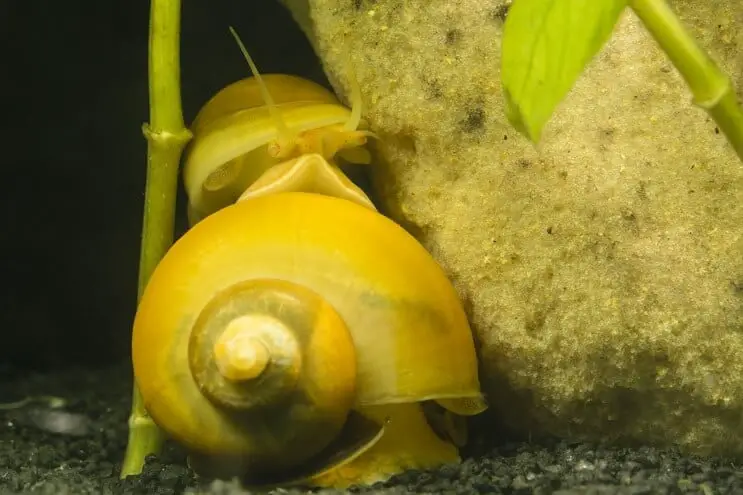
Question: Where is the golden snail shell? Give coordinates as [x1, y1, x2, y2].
[132, 192, 485, 484]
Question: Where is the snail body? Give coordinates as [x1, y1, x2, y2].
[132, 29, 487, 488]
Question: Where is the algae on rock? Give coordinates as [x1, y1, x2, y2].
[281, 0, 743, 457]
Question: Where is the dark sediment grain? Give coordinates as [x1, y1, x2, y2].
[1, 363, 741, 494]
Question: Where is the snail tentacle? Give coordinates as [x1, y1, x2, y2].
[228, 26, 297, 155]
[342, 55, 363, 134]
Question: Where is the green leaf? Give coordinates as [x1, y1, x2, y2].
[501, 0, 628, 142]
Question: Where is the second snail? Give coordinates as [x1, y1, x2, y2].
[131, 28, 488, 489]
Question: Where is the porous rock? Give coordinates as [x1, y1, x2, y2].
[281, 0, 743, 457]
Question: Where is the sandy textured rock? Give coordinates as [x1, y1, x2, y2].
[282, 0, 743, 456]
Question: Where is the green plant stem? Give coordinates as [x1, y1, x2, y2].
[629, 0, 743, 163]
[120, 0, 192, 478]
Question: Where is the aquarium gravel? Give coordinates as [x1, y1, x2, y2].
[1, 363, 742, 495]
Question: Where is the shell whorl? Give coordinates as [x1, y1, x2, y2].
[131, 192, 485, 480]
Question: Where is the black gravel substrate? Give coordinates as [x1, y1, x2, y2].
[1, 363, 741, 495]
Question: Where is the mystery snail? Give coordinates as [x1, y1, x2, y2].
[131, 28, 487, 489]
[183, 29, 375, 225]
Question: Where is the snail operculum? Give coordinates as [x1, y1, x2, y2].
[421, 400, 470, 448]
[188, 410, 387, 487]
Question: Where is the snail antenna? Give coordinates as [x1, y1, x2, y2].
[228, 26, 296, 149]
[343, 55, 363, 133]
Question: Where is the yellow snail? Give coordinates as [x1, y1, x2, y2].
[131, 28, 487, 489]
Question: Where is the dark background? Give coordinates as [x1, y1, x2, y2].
[2, 1, 329, 370]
